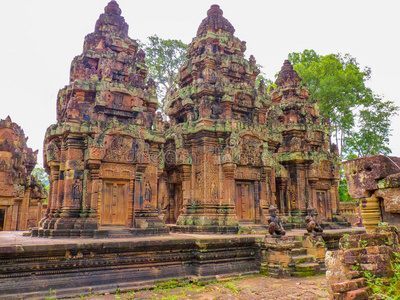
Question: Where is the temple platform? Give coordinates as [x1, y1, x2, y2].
[0, 227, 365, 300]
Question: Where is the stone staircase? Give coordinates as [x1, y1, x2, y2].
[290, 238, 325, 277]
[264, 234, 326, 278]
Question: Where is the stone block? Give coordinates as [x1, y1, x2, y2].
[346, 271, 362, 280]
[331, 280, 358, 293]
[343, 288, 369, 300]
[343, 155, 400, 199]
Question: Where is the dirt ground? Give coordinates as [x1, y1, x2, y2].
[68, 275, 329, 300]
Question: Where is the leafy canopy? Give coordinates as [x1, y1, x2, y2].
[142, 35, 188, 115]
[288, 49, 398, 159]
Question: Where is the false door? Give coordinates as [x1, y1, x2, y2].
[235, 181, 255, 221]
[101, 180, 129, 226]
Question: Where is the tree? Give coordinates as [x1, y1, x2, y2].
[31, 167, 50, 204]
[255, 68, 276, 93]
[344, 97, 398, 158]
[288, 49, 398, 159]
[32, 167, 49, 187]
[142, 35, 188, 115]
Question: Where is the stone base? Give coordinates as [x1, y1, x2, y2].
[262, 234, 327, 278]
[0, 234, 260, 299]
[169, 224, 238, 234]
[31, 226, 170, 238]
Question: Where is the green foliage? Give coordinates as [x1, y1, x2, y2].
[255, 66, 276, 93]
[362, 249, 400, 299]
[32, 167, 49, 187]
[288, 49, 399, 159]
[339, 172, 354, 202]
[142, 35, 188, 115]
[344, 96, 399, 158]
[223, 282, 241, 295]
[32, 167, 50, 204]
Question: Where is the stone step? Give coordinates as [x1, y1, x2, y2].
[291, 248, 307, 256]
[293, 241, 303, 248]
[107, 230, 134, 238]
[295, 262, 320, 271]
[292, 262, 321, 277]
[292, 255, 315, 264]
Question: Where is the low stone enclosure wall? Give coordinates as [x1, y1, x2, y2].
[326, 226, 400, 300]
[0, 228, 362, 299]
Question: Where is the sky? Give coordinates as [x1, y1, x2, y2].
[1, 0, 399, 167]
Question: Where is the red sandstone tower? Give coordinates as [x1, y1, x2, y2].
[37, 1, 167, 237]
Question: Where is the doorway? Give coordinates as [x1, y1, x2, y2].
[235, 181, 255, 222]
[101, 180, 129, 226]
[0, 209, 5, 231]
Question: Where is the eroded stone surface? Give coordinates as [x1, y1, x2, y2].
[344, 155, 400, 199]
[33, 2, 346, 237]
[0, 117, 47, 230]
[326, 226, 400, 300]
[38, 1, 166, 237]
[163, 5, 342, 232]
[344, 155, 400, 231]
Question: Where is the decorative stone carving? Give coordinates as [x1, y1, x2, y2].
[0, 116, 47, 231]
[267, 205, 286, 236]
[36, 1, 167, 238]
[305, 207, 323, 233]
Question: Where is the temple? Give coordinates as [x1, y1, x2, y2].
[270, 60, 343, 227]
[163, 5, 344, 232]
[0, 117, 47, 231]
[36, 0, 166, 237]
[33, 2, 346, 238]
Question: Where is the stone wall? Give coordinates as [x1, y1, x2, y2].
[339, 201, 360, 226]
[0, 235, 261, 299]
[326, 226, 399, 300]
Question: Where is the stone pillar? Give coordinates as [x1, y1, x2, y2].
[222, 163, 236, 206]
[254, 180, 260, 222]
[221, 162, 237, 224]
[37, 199, 44, 228]
[296, 164, 307, 211]
[11, 199, 21, 230]
[85, 160, 100, 230]
[133, 164, 166, 231]
[18, 187, 31, 230]
[181, 165, 192, 210]
[55, 135, 85, 230]
[133, 164, 146, 227]
[308, 178, 317, 210]
[49, 164, 59, 218]
[260, 167, 270, 222]
[277, 177, 287, 215]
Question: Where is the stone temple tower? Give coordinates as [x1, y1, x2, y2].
[163, 5, 281, 233]
[36, 1, 167, 237]
[270, 60, 343, 226]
